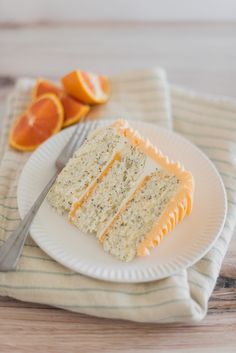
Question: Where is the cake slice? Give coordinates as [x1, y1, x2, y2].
[66, 119, 194, 262]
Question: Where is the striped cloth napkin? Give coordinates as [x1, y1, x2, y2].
[0, 68, 235, 323]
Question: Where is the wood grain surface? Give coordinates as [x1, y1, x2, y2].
[0, 22, 235, 353]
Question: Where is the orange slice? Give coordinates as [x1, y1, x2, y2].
[32, 78, 61, 98]
[9, 94, 63, 151]
[33, 78, 90, 127]
[61, 70, 109, 104]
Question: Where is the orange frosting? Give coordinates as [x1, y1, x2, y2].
[111, 119, 194, 257]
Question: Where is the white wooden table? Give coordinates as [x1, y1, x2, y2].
[0, 22, 235, 352]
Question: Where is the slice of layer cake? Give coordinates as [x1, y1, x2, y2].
[48, 119, 194, 262]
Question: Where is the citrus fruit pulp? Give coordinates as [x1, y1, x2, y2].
[9, 93, 63, 151]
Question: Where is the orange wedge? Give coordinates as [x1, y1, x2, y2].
[33, 78, 90, 127]
[32, 78, 61, 98]
[61, 70, 109, 105]
[9, 94, 63, 151]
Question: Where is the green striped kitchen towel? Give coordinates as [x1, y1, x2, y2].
[0, 68, 235, 323]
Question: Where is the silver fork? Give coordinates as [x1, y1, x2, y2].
[0, 118, 98, 271]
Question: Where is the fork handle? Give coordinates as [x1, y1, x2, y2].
[0, 172, 58, 271]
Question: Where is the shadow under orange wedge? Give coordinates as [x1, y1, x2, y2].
[61, 70, 109, 105]
[33, 78, 90, 127]
[9, 94, 63, 151]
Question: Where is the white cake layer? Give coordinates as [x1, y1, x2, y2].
[103, 171, 180, 262]
[47, 126, 125, 214]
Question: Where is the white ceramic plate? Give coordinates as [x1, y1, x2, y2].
[17, 120, 227, 283]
